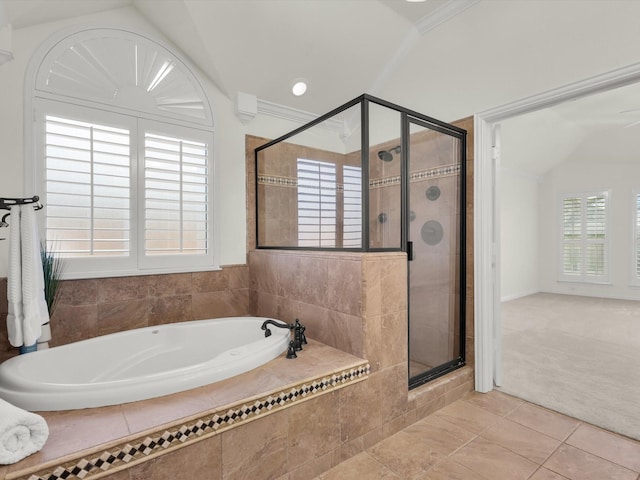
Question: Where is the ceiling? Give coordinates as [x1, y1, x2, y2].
[2, 0, 639, 176]
[500, 81, 640, 176]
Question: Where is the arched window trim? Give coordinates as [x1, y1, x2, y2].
[25, 25, 219, 279]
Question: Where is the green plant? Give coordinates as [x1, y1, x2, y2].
[41, 242, 65, 316]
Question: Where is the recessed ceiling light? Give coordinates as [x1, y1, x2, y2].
[292, 79, 307, 96]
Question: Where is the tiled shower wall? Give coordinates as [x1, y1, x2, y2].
[0, 266, 250, 363]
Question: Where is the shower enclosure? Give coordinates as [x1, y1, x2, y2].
[255, 95, 466, 387]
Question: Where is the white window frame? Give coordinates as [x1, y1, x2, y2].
[26, 28, 217, 279]
[296, 158, 337, 248]
[558, 190, 610, 284]
[631, 189, 640, 286]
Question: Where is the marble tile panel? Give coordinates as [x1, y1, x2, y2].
[192, 269, 228, 293]
[378, 363, 409, 421]
[380, 311, 407, 368]
[528, 468, 571, 480]
[97, 276, 149, 303]
[226, 265, 249, 290]
[288, 450, 337, 480]
[339, 371, 382, 442]
[420, 459, 482, 480]
[191, 290, 249, 320]
[221, 410, 288, 480]
[362, 259, 381, 317]
[248, 251, 279, 295]
[13, 406, 129, 471]
[380, 257, 407, 315]
[324, 310, 364, 357]
[480, 418, 561, 465]
[57, 278, 97, 306]
[97, 299, 148, 336]
[507, 403, 580, 441]
[450, 437, 538, 480]
[288, 391, 340, 469]
[565, 423, 640, 472]
[297, 255, 329, 306]
[363, 314, 382, 372]
[433, 399, 501, 435]
[148, 294, 192, 325]
[318, 452, 400, 480]
[326, 258, 361, 316]
[120, 384, 218, 434]
[249, 289, 279, 318]
[403, 414, 476, 456]
[543, 444, 638, 480]
[147, 272, 192, 297]
[50, 304, 98, 345]
[128, 435, 222, 480]
[100, 470, 130, 480]
[368, 430, 445, 479]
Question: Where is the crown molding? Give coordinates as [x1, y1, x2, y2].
[257, 98, 346, 134]
[416, 0, 481, 35]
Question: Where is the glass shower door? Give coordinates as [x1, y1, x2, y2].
[406, 117, 465, 386]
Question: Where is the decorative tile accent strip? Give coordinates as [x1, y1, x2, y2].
[13, 363, 370, 480]
[370, 163, 461, 189]
[258, 174, 345, 191]
[257, 174, 298, 187]
[409, 163, 461, 182]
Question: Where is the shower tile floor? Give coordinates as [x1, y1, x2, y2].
[313, 390, 640, 480]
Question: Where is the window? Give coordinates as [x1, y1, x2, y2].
[28, 28, 215, 278]
[342, 165, 362, 247]
[297, 159, 337, 247]
[632, 190, 640, 286]
[560, 191, 609, 283]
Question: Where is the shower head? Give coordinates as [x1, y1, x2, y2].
[377, 145, 401, 162]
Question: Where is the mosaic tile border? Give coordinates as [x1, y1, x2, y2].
[11, 363, 370, 480]
[259, 163, 460, 192]
[370, 164, 461, 189]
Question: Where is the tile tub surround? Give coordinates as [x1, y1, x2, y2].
[0, 265, 250, 362]
[3, 340, 369, 480]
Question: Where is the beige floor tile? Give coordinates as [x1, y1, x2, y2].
[528, 467, 570, 479]
[507, 403, 580, 441]
[449, 437, 538, 480]
[480, 417, 561, 464]
[566, 423, 640, 472]
[403, 415, 476, 456]
[368, 431, 446, 479]
[433, 399, 502, 434]
[419, 459, 486, 480]
[317, 452, 400, 480]
[544, 444, 638, 480]
[463, 390, 524, 417]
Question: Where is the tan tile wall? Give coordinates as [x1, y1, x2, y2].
[0, 266, 250, 362]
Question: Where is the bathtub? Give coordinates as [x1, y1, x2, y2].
[0, 317, 290, 411]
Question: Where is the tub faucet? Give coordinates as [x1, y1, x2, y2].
[260, 318, 307, 358]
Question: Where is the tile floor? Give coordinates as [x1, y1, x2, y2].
[314, 390, 640, 480]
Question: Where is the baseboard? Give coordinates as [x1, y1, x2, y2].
[500, 290, 540, 302]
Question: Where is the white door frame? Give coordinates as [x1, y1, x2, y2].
[473, 61, 640, 393]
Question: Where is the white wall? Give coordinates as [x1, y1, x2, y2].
[539, 160, 640, 300]
[499, 168, 540, 301]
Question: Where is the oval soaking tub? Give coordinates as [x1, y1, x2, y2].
[0, 317, 290, 411]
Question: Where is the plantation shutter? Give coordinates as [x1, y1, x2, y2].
[562, 197, 581, 276]
[45, 114, 131, 258]
[143, 132, 209, 257]
[343, 165, 362, 248]
[560, 191, 608, 283]
[297, 159, 336, 247]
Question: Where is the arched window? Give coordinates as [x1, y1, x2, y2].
[26, 28, 216, 278]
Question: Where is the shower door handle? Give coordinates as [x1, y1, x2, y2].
[407, 241, 414, 261]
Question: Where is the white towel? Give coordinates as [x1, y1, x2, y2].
[6, 205, 50, 347]
[0, 398, 49, 464]
[7, 205, 24, 347]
